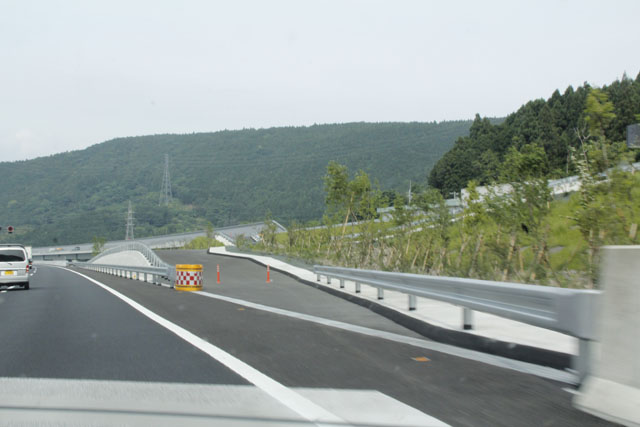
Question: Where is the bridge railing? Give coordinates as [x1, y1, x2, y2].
[89, 241, 169, 268]
[314, 265, 600, 379]
[72, 241, 175, 285]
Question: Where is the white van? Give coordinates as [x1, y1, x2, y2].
[0, 244, 31, 290]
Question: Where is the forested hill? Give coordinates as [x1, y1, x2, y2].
[429, 72, 640, 196]
[0, 121, 471, 246]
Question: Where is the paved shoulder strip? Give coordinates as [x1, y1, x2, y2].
[195, 290, 576, 384]
[61, 268, 345, 426]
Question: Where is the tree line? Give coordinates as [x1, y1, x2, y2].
[0, 121, 472, 246]
[429, 72, 640, 197]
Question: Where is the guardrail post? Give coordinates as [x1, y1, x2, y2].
[462, 308, 474, 330]
[377, 288, 384, 300]
[339, 279, 345, 289]
[317, 274, 320, 282]
[574, 338, 592, 383]
[409, 295, 417, 311]
[355, 282, 361, 293]
[327, 276, 332, 284]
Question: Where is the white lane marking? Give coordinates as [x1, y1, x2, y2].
[60, 267, 346, 426]
[196, 290, 577, 385]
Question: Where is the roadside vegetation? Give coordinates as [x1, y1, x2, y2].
[182, 224, 224, 249]
[245, 88, 640, 289]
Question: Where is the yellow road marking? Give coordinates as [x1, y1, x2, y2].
[412, 356, 430, 362]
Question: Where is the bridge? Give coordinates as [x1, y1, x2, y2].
[30, 221, 287, 262]
[2, 241, 636, 425]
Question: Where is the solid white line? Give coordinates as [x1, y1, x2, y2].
[195, 290, 577, 385]
[60, 267, 346, 426]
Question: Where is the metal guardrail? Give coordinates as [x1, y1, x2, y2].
[89, 241, 169, 268]
[72, 261, 174, 286]
[314, 265, 601, 379]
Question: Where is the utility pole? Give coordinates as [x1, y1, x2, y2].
[408, 180, 412, 204]
[159, 153, 172, 206]
[125, 201, 135, 241]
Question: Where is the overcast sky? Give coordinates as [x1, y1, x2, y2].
[1, 0, 639, 162]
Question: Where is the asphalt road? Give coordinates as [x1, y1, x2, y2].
[156, 249, 425, 337]
[0, 255, 615, 426]
[0, 265, 246, 384]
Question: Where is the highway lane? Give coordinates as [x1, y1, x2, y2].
[72, 252, 612, 427]
[1, 265, 446, 425]
[156, 249, 425, 337]
[0, 265, 246, 384]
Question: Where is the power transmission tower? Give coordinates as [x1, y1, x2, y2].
[159, 153, 172, 206]
[125, 201, 135, 241]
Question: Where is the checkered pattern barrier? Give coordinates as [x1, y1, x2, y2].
[176, 270, 202, 286]
[174, 264, 203, 290]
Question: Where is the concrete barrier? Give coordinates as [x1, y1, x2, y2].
[33, 260, 68, 267]
[574, 246, 640, 426]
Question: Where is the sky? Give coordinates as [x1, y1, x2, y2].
[1, 0, 639, 162]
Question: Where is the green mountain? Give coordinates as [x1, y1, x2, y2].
[429, 72, 640, 196]
[0, 121, 472, 246]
